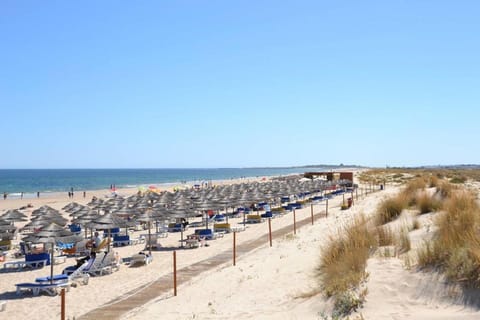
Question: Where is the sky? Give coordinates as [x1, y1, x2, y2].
[1, 1, 479, 169]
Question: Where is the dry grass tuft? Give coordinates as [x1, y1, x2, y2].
[317, 216, 377, 298]
[436, 181, 456, 199]
[417, 191, 480, 287]
[375, 195, 408, 225]
[376, 225, 395, 246]
[416, 192, 442, 214]
[429, 175, 440, 188]
[396, 228, 411, 254]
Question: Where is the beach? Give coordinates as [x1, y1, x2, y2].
[1, 173, 479, 320]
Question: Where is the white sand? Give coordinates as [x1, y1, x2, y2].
[2, 176, 478, 320]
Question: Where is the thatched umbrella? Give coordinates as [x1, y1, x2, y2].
[23, 222, 82, 284]
[1, 209, 28, 225]
[135, 209, 162, 256]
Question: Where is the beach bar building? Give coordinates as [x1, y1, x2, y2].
[303, 171, 354, 185]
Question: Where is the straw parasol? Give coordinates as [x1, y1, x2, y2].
[23, 222, 82, 284]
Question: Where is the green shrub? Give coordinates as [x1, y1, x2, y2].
[450, 176, 467, 184]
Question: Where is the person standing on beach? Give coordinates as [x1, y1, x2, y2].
[83, 191, 86, 198]
[37, 191, 40, 198]
[20, 192, 23, 199]
[3, 192, 6, 200]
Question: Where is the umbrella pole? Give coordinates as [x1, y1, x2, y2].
[50, 242, 54, 284]
[108, 230, 111, 253]
[180, 226, 184, 248]
[148, 221, 152, 257]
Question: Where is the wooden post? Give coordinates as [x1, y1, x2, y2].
[326, 198, 329, 217]
[356, 188, 358, 201]
[233, 231, 236, 266]
[342, 193, 345, 205]
[268, 218, 272, 247]
[351, 191, 354, 206]
[293, 209, 297, 235]
[310, 203, 314, 225]
[173, 251, 177, 296]
[61, 288, 65, 320]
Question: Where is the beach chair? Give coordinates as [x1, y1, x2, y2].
[246, 214, 263, 224]
[185, 238, 200, 248]
[36, 261, 90, 285]
[15, 281, 70, 296]
[93, 238, 110, 253]
[129, 253, 152, 266]
[167, 223, 184, 232]
[3, 254, 49, 271]
[102, 250, 120, 272]
[84, 252, 113, 276]
[213, 223, 231, 233]
[113, 235, 131, 247]
[0, 240, 12, 251]
[144, 234, 162, 250]
[62, 239, 89, 256]
[194, 229, 218, 240]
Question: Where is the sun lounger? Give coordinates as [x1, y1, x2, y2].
[37, 261, 90, 285]
[143, 234, 162, 250]
[246, 214, 263, 224]
[3, 259, 48, 271]
[230, 226, 246, 232]
[185, 239, 200, 248]
[193, 229, 219, 240]
[93, 238, 110, 253]
[0, 240, 12, 251]
[213, 223, 231, 233]
[113, 235, 131, 247]
[16, 281, 70, 296]
[129, 253, 152, 266]
[63, 253, 113, 277]
[167, 223, 184, 232]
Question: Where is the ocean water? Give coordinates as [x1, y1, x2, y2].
[0, 167, 329, 196]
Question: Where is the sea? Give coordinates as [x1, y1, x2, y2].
[0, 167, 331, 198]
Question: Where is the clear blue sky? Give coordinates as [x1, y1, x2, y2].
[1, 1, 479, 169]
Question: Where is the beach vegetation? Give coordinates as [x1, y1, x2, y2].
[417, 191, 480, 287]
[450, 176, 467, 184]
[396, 228, 411, 254]
[435, 181, 456, 199]
[376, 225, 395, 246]
[429, 175, 440, 188]
[375, 195, 407, 226]
[416, 192, 442, 214]
[317, 215, 376, 298]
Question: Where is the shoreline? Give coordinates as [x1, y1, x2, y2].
[0, 170, 316, 198]
[0, 173, 301, 211]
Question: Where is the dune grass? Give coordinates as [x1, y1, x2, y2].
[376, 225, 395, 246]
[396, 228, 411, 254]
[417, 191, 480, 287]
[375, 195, 408, 226]
[318, 216, 377, 298]
[436, 181, 456, 199]
[416, 192, 442, 214]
